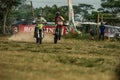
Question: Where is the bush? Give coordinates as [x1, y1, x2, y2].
[63, 32, 90, 40]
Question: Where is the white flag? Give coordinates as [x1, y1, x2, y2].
[68, 0, 81, 34]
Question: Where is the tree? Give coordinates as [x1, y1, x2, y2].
[34, 5, 68, 21]
[72, 4, 94, 22]
[99, 0, 120, 25]
[78, 3, 94, 21]
[0, 0, 25, 34]
[100, 0, 120, 13]
[16, 4, 33, 19]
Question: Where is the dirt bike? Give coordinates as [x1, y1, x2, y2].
[34, 26, 44, 44]
[54, 22, 63, 44]
[37, 29, 44, 44]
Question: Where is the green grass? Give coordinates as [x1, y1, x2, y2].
[0, 35, 120, 80]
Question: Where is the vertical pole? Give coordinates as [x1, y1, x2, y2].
[97, 13, 100, 24]
[68, 0, 70, 22]
[30, 1, 35, 19]
[101, 14, 103, 22]
[97, 12, 100, 35]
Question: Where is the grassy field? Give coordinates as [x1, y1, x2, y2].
[0, 34, 120, 80]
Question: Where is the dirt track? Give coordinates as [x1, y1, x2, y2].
[9, 33, 54, 43]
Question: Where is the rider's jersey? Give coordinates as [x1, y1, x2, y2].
[54, 16, 64, 27]
[33, 17, 47, 29]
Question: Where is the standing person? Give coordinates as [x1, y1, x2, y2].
[53, 11, 65, 41]
[99, 22, 105, 40]
[33, 13, 47, 43]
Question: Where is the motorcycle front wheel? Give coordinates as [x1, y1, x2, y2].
[54, 32, 58, 44]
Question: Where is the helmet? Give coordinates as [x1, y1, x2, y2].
[38, 13, 42, 17]
[56, 11, 60, 16]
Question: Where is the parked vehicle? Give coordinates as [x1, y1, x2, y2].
[114, 26, 120, 41]
[104, 25, 120, 40]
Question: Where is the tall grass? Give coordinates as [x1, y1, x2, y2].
[0, 35, 120, 80]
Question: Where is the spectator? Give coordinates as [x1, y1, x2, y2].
[99, 22, 105, 40]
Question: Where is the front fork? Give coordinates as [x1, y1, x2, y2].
[54, 26, 62, 40]
[36, 29, 44, 43]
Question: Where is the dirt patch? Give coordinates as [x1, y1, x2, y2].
[9, 32, 35, 42]
[43, 33, 54, 43]
[9, 32, 54, 43]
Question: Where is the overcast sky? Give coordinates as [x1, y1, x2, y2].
[30, 0, 101, 10]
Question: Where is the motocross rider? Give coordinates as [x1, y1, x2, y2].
[53, 11, 65, 40]
[33, 13, 47, 43]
